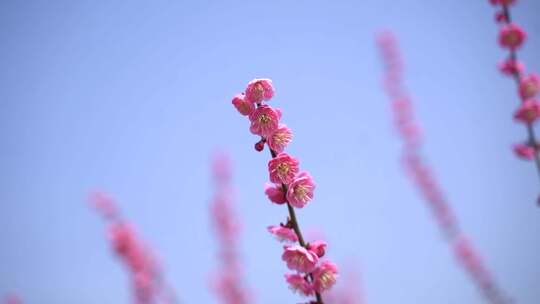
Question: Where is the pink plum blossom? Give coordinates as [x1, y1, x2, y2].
[232, 94, 255, 116]
[249, 105, 281, 137]
[312, 260, 339, 293]
[268, 153, 300, 185]
[519, 73, 540, 100]
[308, 240, 327, 258]
[245, 78, 274, 104]
[282, 245, 319, 273]
[498, 58, 524, 76]
[268, 225, 298, 242]
[264, 183, 286, 204]
[498, 23, 526, 50]
[513, 143, 535, 160]
[285, 273, 314, 297]
[513, 99, 540, 124]
[286, 172, 315, 208]
[267, 124, 293, 153]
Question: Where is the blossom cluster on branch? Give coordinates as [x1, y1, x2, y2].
[489, 0, 540, 204]
[377, 32, 511, 304]
[209, 153, 253, 304]
[231, 79, 338, 303]
[90, 192, 176, 304]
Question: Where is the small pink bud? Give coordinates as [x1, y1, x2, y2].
[254, 139, 265, 152]
[495, 11, 508, 23]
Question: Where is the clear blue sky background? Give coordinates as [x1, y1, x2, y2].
[1, 1, 539, 303]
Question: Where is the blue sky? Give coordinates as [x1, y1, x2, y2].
[0, 1, 539, 303]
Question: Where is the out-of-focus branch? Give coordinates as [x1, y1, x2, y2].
[377, 32, 511, 304]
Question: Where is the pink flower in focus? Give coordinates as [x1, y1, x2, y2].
[249, 105, 280, 137]
[268, 153, 300, 185]
[519, 73, 540, 100]
[498, 58, 524, 76]
[312, 260, 339, 293]
[285, 273, 314, 297]
[264, 183, 286, 204]
[286, 172, 315, 208]
[245, 78, 274, 104]
[282, 245, 319, 273]
[513, 99, 540, 123]
[268, 225, 298, 242]
[267, 124, 293, 153]
[308, 240, 327, 258]
[232, 94, 255, 116]
[513, 143, 535, 160]
[498, 23, 526, 50]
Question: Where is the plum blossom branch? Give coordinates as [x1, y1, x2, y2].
[209, 152, 254, 304]
[488, 0, 540, 204]
[90, 192, 178, 304]
[377, 32, 511, 304]
[232, 79, 338, 304]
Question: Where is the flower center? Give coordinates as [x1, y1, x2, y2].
[507, 32, 518, 45]
[259, 114, 271, 124]
[319, 271, 335, 289]
[292, 254, 306, 267]
[274, 132, 287, 145]
[277, 163, 290, 176]
[294, 185, 307, 199]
